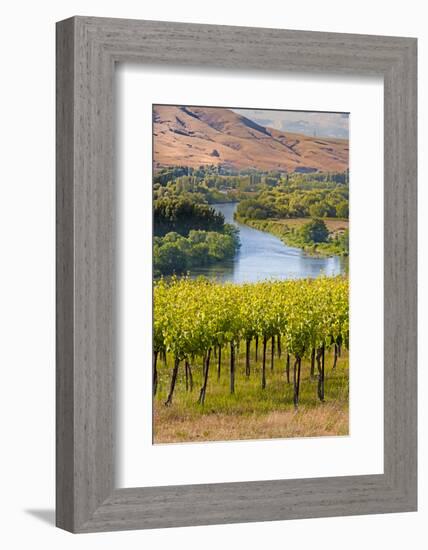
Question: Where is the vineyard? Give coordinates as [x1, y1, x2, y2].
[153, 276, 349, 417]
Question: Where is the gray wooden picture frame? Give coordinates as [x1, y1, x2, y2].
[56, 16, 417, 533]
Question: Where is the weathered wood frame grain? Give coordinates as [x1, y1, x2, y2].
[56, 16, 417, 533]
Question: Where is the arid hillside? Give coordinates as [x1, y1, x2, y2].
[153, 105, 349, 173]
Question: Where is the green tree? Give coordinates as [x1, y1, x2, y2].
[336, 201, 349, 218]
[300, 218, 329, 243]
[154, 242, 187, 274]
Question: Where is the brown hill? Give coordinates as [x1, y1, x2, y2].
[153, 105, 349, 173]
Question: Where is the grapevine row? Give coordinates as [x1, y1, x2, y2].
[154, 276, 349, 408]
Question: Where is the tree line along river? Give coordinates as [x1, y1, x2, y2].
[189, 202, 346, 283]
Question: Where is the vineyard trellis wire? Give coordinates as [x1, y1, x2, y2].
[154, 275, 349, 409]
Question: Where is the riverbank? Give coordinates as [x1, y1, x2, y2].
[192, 203, 346, 282]
[235, 215, 349, 258]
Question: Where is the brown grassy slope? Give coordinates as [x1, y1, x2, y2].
[153, 105, 349, 173]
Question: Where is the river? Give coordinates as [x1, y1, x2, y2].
[190, 203, 346, 283]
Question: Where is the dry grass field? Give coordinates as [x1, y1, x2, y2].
[276, 217, 349, 234]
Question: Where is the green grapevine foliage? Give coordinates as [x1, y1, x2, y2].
[154, 276, 348, 406]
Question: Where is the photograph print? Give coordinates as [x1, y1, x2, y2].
[152, 104, 349, 444]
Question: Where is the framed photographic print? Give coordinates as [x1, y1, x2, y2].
[56, 17, 417, 532]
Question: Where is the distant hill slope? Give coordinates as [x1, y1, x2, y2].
[153, 105, 349, 173]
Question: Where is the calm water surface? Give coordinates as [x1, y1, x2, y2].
[190, 203, 346, 283]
